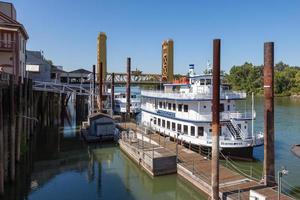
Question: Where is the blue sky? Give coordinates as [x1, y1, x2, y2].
[10, 0, 300, 73]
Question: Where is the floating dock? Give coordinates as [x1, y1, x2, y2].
[119, 122, 294, 200]
[119, 130, 177, 176]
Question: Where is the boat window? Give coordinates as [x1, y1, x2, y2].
[178, 104, 183, 111]
[184, 105, 188, 112]
[167, 121, 170, 129]
[200, 79, 205, 85]
[198, 127, 204, 136]
[153, 117, 157, 125]
[158, 118, 161, 126]
[172, 122, 176, 131]
[206, 79, 211, 85]
[168, 103, 171, 110]
[162, 120, 165, 127]
[177, 124, 182, 133]
[173, 103, 176, 111]
[159, 102, 162, 108]
[131, 95, 136, 98]
[191, 126, 195, 136]
[227, 105, 230, 111]
[183, 125, 188, 134]
[123, 95, 126, 98]
[163, 102, 166, 109]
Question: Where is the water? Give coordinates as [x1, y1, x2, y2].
[1, 102, 207, 200]
[240, 96, 300, 191]
[2, 95, 300, 200]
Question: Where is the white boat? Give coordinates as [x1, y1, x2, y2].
[114, 92, 141, 114]
[140, 65, 264, 158]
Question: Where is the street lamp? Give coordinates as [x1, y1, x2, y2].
[278, 167, 288, 200]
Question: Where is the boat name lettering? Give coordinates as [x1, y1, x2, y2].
[157, 110, 176, 118]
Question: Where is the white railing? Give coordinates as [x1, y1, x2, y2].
[33, 81, 91, 95]
[141, 105, 253, 122]
[141, 90, 246, 100]
[230, 120, 249, 140]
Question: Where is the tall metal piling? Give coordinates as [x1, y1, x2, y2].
[263, 42, 275, 186]
[111, 72, 115, 115]
[99, 62, 103, 113]
[211, 39, 221, 200]
[9, 75, 16, 182]
[0, 88, 4, 195]
[126, 57, 131, 121]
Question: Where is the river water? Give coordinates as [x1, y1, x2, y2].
[1, 96, 300, 200]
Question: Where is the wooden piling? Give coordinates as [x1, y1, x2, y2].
[23, 78, 28, 144]
[9, 75, 16, 182]
[99, 62, 103, 113]
[0, 88, 4, 195]
[211, 39, 221, 200]
[263, 42, 275, 186]
[16, 77, 23, 162]
[126, 57, 131, 120]
[111, 73, 115, 115]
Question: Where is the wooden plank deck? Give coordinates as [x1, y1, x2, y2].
[118, 122, 294, 200]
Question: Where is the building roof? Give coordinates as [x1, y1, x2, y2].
[26, 50, 44, 65]
[68, 68, 91, 74]
[0, 5, 29, 39]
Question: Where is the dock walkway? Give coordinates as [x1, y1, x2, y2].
[118, 122, 294, 200]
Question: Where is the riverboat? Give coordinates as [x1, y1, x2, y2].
[140, 65, 264, 158]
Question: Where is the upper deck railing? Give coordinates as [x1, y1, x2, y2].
[141, 90, 246, 100]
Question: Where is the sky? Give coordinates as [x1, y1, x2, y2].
[9, 0, 300, 73]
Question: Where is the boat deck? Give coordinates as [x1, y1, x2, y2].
[118, 122, 294, 200]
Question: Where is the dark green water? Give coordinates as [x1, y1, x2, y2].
[1, 104, 207, 200]
[2, 96, 300, 200]
[238, 96, 300, 196]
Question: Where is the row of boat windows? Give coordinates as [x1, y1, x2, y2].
[158, 102, 189, 112]
[115, 95, 137, 98]
[158, 101, 232, 112]
[153, 117, 206, 136]
[190, 79, 212, 85]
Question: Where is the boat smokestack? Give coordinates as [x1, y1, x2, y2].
[211, 39, 220, 200]
[263, 42, 275, 186]
[126, 57, 131, 120]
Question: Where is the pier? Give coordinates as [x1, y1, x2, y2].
[118, 122, 293, 200]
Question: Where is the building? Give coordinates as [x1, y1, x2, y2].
[0, 1, 28, 80]
[60, 68, 92, 84]
[161, 39, 174, 82]
[26, 50, 52, 82]
[97, 32, 107, 81]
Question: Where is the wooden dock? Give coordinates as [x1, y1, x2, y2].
[119, 122, 294, 200]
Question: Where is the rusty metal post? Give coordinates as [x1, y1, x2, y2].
[99, 62, 103, 113]
[211, 39, 221, 200]
[263, 42, 275, 186]
[111, 73, 115, 115]
[126, 57, 131, 120]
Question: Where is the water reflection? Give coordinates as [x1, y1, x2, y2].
[1, 103, 207, 200]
